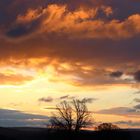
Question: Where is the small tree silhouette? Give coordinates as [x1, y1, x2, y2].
[95, 123, 120, 131]
[49, 98, 93, 131]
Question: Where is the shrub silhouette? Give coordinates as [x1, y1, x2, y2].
[95, 123, 120, 131]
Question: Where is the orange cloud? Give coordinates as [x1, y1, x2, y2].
[17, 8, 43, 24]
[0, 3, 139, 87]
[0, 73, 33, 85]
[13, 4, 140, 40]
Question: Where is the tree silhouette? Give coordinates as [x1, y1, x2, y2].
[73, 99, 92, 131]
[49, 101, 73, 130]
[49, 98, 93, 131]
[95, 123, 120, 131]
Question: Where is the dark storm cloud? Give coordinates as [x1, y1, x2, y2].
[134, 70, 140, 82]
[110, 71, 123, 78]
[0, 109, 49, 127]
[6, 19, 41, 38]
[0, 36, 139, 86]
[4, 29, 139, 69]
[134, 104, 140, 110]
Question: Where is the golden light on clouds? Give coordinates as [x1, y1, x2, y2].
[14, 4, 140, 40]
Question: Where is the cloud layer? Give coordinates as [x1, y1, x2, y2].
[0, 0, 140, 87]
[0, 109, 49, 127]
[96, 106, 140, 117]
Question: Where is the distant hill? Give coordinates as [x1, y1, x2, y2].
[0, 127, 140, 140]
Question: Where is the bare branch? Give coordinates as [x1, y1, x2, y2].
[49, 98, 93, 131]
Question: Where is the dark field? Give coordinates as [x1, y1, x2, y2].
[0, 127, 140, 140]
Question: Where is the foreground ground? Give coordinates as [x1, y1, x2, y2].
[0, 127, 140, 140]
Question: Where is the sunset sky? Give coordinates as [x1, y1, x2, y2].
[0, 0, 140, 128]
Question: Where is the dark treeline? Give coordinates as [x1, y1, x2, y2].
[0, 127, 140, 140]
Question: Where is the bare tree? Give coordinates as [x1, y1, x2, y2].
[49, 98, 93, 131]
[48, 101, 73, 130]
[73, 99, 92, 131]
